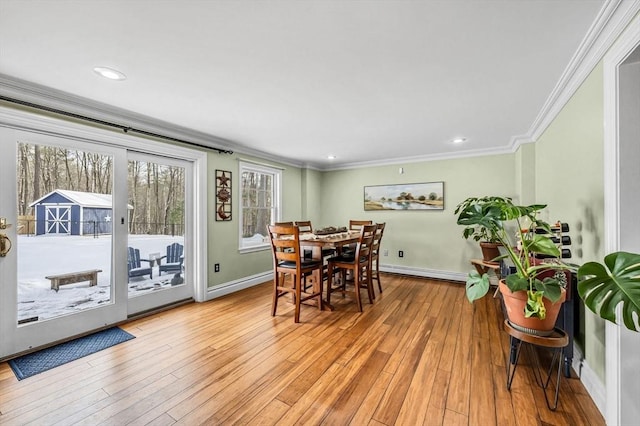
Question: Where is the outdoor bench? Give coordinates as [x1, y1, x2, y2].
[46, 269, 102, 292]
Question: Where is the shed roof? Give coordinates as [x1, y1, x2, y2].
[30, 189, 114, 208]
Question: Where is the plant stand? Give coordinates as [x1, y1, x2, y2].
[503, 320, 569, 411]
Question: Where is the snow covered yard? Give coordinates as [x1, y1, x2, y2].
[16, 234, 184, 322]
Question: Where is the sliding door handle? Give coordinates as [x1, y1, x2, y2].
[0, 233, 11, 257]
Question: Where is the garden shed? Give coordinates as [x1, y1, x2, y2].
[30, 189, 116, 236]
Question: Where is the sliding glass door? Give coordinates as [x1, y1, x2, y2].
[126, 152, 193, 315]
[0, 124, 201, 359]
[0, 130, 128, 358]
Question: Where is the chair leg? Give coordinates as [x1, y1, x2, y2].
[326, 264, 334, 306]
[313, 269, 323, 311]
[271, 273, 279, 317]
[294, 275, 302, 323]
[365, 266, 374, 304]
[340, 269, 347, 292]
[354, 267, 363, 312]
[375, 261, 382, 293]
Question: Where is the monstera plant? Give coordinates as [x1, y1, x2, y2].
[577, 251, 640, 332]
[456, 196, 574, 326]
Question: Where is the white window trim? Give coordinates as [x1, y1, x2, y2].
[238, 161, 282, 253]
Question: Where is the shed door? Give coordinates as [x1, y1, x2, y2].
[45, 206, 71, 234]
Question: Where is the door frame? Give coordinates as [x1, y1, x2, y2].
[603, 11, 640, 426]
[0, 105, 208, 359]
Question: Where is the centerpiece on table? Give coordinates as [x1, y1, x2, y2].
[315, 226, 348, 236]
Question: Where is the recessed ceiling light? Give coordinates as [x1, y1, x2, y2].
[452, 137, 467, 144]
[327, 155, 336, 160]
[93, 66, 127, 81]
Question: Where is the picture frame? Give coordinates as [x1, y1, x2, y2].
[364, 181, 444, 211]
[215, 170, 232, 221]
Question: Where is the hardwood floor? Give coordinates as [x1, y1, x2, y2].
[0, 274, 605, 425]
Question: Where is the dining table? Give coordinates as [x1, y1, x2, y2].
[296, 229, 362, 311]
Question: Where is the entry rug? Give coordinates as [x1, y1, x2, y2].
[8, 327, 135, 380]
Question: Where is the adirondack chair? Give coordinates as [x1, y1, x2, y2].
[127, 247, 153, 282]
[159, 243, 184, 275]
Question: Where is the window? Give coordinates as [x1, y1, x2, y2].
[239, 161, 281, 251]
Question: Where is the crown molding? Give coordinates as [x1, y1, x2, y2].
[319, 144, 518, 171]
[525, 0, 640, 144]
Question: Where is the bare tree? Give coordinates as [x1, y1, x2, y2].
[33, 145, 41, 202]
[16, 142, 185, 236]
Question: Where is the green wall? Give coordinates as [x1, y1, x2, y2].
[531, 62, 606, 381]
[209, 151, 518, 286]
[301, 168, 323, 224]
[514, 142, 536, 205]
[207, 153, 304, 287]
[318, 155, 516, 274]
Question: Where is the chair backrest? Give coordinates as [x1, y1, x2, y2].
[166, 243, 184, 263]
[127, 247, 141, 270]
[355, 224, 377, 262]
[349, 219, 373, 231]
[268, 224, 303, 270]
[372, 222, 386, 256]
[294, 220, 313, 234]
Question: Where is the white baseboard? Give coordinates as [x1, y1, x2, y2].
[571, 343, 606, 417]
[206, 265, 466, 301]
[206, 271, 272, 300]
[380, 264, 467, 283]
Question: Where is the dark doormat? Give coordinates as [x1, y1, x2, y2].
[8, 327, 135, 380]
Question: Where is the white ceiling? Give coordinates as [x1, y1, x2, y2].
[0, 0, 606, 169]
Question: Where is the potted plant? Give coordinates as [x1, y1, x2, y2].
[454, 196, 506, 264]
[456, 196, 575, 334]
[577, 251, 640, 332]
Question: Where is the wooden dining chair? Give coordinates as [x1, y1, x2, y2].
[370, 222, 386, 294]
[343, 220, 373, 257]
[326, 224, 377, 312]
[268, 224, 324, 323]
[294, 220, 313, 234]
[349, 219, 373, 231]
[295, 220, 336, 257]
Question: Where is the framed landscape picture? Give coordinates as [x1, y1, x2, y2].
[364, 182, 444, 211]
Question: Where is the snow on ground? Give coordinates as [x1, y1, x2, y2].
[16, 234, 184, 322]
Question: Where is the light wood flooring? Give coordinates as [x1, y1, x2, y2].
[0, 274, 605, 425]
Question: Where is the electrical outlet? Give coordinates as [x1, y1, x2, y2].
[214, 263, 220, 273]
[383, 249, 388, 256]
[398, 250, 404, 258]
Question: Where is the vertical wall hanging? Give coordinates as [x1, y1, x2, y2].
[215, 170, 232, 221]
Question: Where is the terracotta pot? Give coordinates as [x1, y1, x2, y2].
[499, 280, 566, 336]
[479, 241, 501, 265]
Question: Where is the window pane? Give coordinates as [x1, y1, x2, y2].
[127, 160, 186, 297]
[239, 164, 280, 250]
[16, 142, 114, 323]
